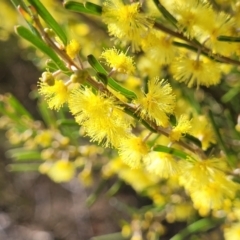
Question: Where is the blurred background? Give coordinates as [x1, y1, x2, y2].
[0, 2, 124, 240]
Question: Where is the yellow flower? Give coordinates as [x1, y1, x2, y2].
[78, 168, 93, 186]
[170, 115, 192, 141]
[178, 157, 238, 214]
[100, 48, 135, 74]
[69, 87, 132, 147]
[173, 0, 213, 38]
[102, 0, 153, 50]
[141, 30, 176, 64]
[66, 39, 81, 59]
[200, 12, 235, 56]
[103, 157, 159, 192]
[179, 157, 229, 191]
[38, 79, 69, 110]
[144, 152, 179, 178]
[44, 160, 75, 183]
[224, 223, 240, 240]
[137, 78, 176, 127]
[118, 136, 149, 169]
[190, 115, 216, 150]
[34, 130, 53, 147]
[171, 55, 222, 87]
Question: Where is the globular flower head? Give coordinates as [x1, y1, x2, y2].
[178, 157, 238, 214]
[38, 79, 69, 110]
[137, 78, 176, 127]
[189, 115, 216, 150]
[102, 0, 153, 50]
[141, 30, 176, 64]
[39, 160, 75, 183]
[66, 39, 81, 59]
[224, 223, 240, 240]
[69, 87, 132, 148]
[118, 136, 149, 169]
[100, 48, 135, 74]
[170, 115, 192, 142]
[171, 55, 222, 87]
[173, 0, 213, 38]
[144, 151, 179, 178]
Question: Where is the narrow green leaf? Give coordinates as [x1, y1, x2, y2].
[27, 0, 67, 45]
[90, 233, 126, 240]
[218, 35, 240, 42]
[85, 2, 102, 15]
[96, 72, 108, 85]
[208, 110, 236, 166]
[38, 100, 56, 127]
[64, 1, 102, 16]
[173, 41, 197, 52]
[57, 119, 78, 126]
[64, 1, 93, 14]
[10, 0, 28, 11]
[46, 59, 59, 72]
[153, 145, 188, 159]
[15, 26, 68, 72]
[152, 0, 178, 28]
[8, 95, 32, 119]
[6, 163, 40, 172]
[184, 133, 202, 148]
[86, 179, 107, 207]
[6, 148, 42, 161]
[87, 55, 137, 100]
[107, 180, 123, 197]
[10, 0, 21, 8]
[170, 218, 223, 240]
[221, 88, 240, 103]
[123, 108, 157, 133]
[0, 95, 35, 127]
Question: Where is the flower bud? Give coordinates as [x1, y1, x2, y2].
[41, 72, 55, 86]
[44, 28, 55, 38]
[70, 70, 89, 83]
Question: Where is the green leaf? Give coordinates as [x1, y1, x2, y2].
[90, 233, 126, 240]
[208, 110, 236, 166]
[15, 26, 69, 72]
[10, 0, 28, 11]
[96, 72, 108, 85]
[85, 2, 102, 15]
[0, 95, 31, 126]
[218, 35, 240, 42]
[152, 0, 178, 28]
[27, 0, 67, 45]
[64, 1, 102, 16]
[86, 179, 107, 207]
[37, 100, 56, 127]
[123, 108, 157, 133]
[6, 148, 42, 161]
[57, 119, 78, 126]
[8, 95, 33, 119]
[221, 87, 240, 103]
[87, 55, 137, 100]
[153, 145, 189, 159]
[170, 218, 223, 240]
[6, 163, 40, 172]
[184, 134, 202, 148]
[46, 59, 59, 72]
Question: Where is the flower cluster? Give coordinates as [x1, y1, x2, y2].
[3, 0, 240, 239]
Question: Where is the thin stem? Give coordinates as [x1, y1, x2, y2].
[143, 132, 152, 142]
[32, 14, 79, 69]
[154, 21, 240, 66]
